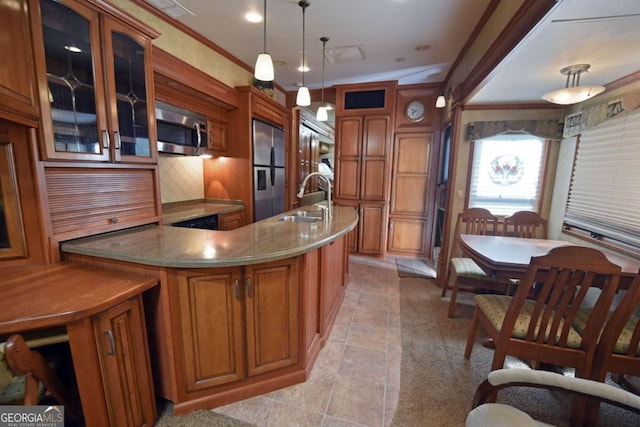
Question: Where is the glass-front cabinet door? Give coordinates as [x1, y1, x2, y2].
[35, 0, 156, 163]
[101, 17, 156, 163]
[38, 0, 110, 161]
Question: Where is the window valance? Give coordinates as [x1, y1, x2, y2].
[562, 89, 640, 138]
[466, 120, 563, 142]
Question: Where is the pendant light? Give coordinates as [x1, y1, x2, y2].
[254, 0, 274, 81]
[541, 64, 605, 105]
[296, 0, 311, 107]
[316, 36, 329, 121]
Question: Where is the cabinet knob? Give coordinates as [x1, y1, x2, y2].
[110, 217, 119, 224]
[102, 130, 110, 149]
[246, 277, 252, 298]
[234, 279, 240, 300]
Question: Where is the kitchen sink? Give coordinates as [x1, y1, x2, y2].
[290, 210, 324, 218]
[278, 215, 322, 223]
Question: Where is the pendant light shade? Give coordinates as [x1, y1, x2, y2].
[316, 106, 328, 121]
[296, 0, 311, 107]
[541, 64, 605, 105]
[435, 95, 446, 108]
[254, 0, 274, 81]
[316, 36, 329, 121]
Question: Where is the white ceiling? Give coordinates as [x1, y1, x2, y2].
[159, 0, 640, 103]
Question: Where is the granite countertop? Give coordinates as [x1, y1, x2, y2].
[162, 200, 244, 225]
[62, 205, 358, 268]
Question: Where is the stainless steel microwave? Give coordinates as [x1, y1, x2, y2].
[155, 100, 207, 155]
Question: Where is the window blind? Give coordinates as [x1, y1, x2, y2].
[564, 109, 640, 249]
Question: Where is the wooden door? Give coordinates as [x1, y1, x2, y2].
[219, 210, 243, 230]
[387, 132, 433, 256]
[175, 268, 245, 391]
[94, 295, 156, 427]
[360, 115, 390, 200]
[244, 258, 299, 376]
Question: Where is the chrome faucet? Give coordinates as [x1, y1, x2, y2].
[297, 172, 332, 218]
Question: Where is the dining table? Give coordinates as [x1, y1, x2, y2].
[458, 234, 640, 289]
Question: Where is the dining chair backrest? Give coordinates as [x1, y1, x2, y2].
[497, 246, 621, 369]
[502, 210, 548, 239]
[450, 208, 499, 258]
[591, 270, 640, 382]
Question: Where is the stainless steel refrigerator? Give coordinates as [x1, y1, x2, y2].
[253, 119, 286, 221]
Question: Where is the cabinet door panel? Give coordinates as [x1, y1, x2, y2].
[388, 218, 428, 254]
[176, 269, 244, 391]
[320, 238, 346, 334]
[336, 158, 360, 199]
[362, 116, 389, 158]
[37, 0, 110, 161]
[94, 296, 156, 427]
[336, 117, 362, 157]
[360, 158, 387, 200]
[102, 17, 156, 163]
[359, 203, 386, 254]
[391, 175, 429, 215]
[245, 259, 298, 376]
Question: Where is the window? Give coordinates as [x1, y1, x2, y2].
[564, 109, 640, 252]
[468, 134, 546, 216]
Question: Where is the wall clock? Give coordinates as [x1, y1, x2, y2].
[405, 100, 426, 122]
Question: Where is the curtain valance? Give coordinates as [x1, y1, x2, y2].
[562, 89, 640, 138]
[466, 120, 563, 142]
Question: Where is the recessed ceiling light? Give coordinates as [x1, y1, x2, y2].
[414, 44, 430, 51]
[395, 57, 405, 63]
[64, 45, 82, 53]
[245, 11, 262, 23]
[273, 60, 287, 66]
[298, 65, 310, 72]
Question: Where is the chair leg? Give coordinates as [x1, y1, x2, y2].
[465, 308, 480, 359]
[447, 278, 461, 318]
[441, 268, 452, 297]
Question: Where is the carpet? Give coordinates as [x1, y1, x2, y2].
[155, 400, 253, 427]
[395, 258, 437, 278]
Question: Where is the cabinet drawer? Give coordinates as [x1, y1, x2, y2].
[253, 99, 286, 127]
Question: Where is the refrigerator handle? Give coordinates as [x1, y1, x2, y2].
[270, 146, 276, 185]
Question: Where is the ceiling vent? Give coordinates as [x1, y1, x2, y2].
[143, 0, 195, 19]
[325, 45, 365, 64]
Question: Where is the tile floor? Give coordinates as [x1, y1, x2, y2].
[212, 255, 423, 427]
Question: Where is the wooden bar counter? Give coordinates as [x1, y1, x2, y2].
[60, 205, 359, 415]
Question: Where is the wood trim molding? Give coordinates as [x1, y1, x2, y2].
[605, 70, 640, 93]
[463, 102, 562, 111]
[460, 0, 558, 104]
[153, 49, 239, 110]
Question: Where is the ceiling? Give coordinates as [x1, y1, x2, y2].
[152, 0, 640, 104]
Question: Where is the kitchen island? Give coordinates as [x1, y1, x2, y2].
[61, 205, 358, 415]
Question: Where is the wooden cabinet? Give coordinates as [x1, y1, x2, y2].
[94, 295, 157, 426]
[218, 210, 243, 230]
[298, 125, 320, 193]
[387, 132, 434, 256]
[319, 237, 348, 334]
[335, 114, 391, 255]
[0, 0, 39, 121]
[31, 0, 158, 163]
[253, 97, 286, 128]
[207, 119, 226, 153]
[174, 258, 298, 394]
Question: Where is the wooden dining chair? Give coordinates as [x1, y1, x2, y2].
[464, 246, 621, 385]
[441, 207, 513, 318]
[502, 210, 548, 239]
[2, 334, 83, 423]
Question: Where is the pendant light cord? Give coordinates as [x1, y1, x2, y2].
[301, 2, 306, 87]
[263, 0, 267, 53]
[320, 37, 328, 104]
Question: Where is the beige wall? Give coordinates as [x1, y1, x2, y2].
[109, 0, 286, 104]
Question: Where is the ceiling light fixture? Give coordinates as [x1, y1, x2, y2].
[541, 64, 605, 105]
[254, 0, 274, 82]
[435, 95, 446, 108]
[296, 0, 311, 107]
[316, 36, 329, 122]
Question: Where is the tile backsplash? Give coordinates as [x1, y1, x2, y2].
[159, 154, 204, 203]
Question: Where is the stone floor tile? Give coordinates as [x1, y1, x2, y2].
[261, 400, 324, 427]
[338, 344, 386, 384]
[325, 375, 385, 426]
